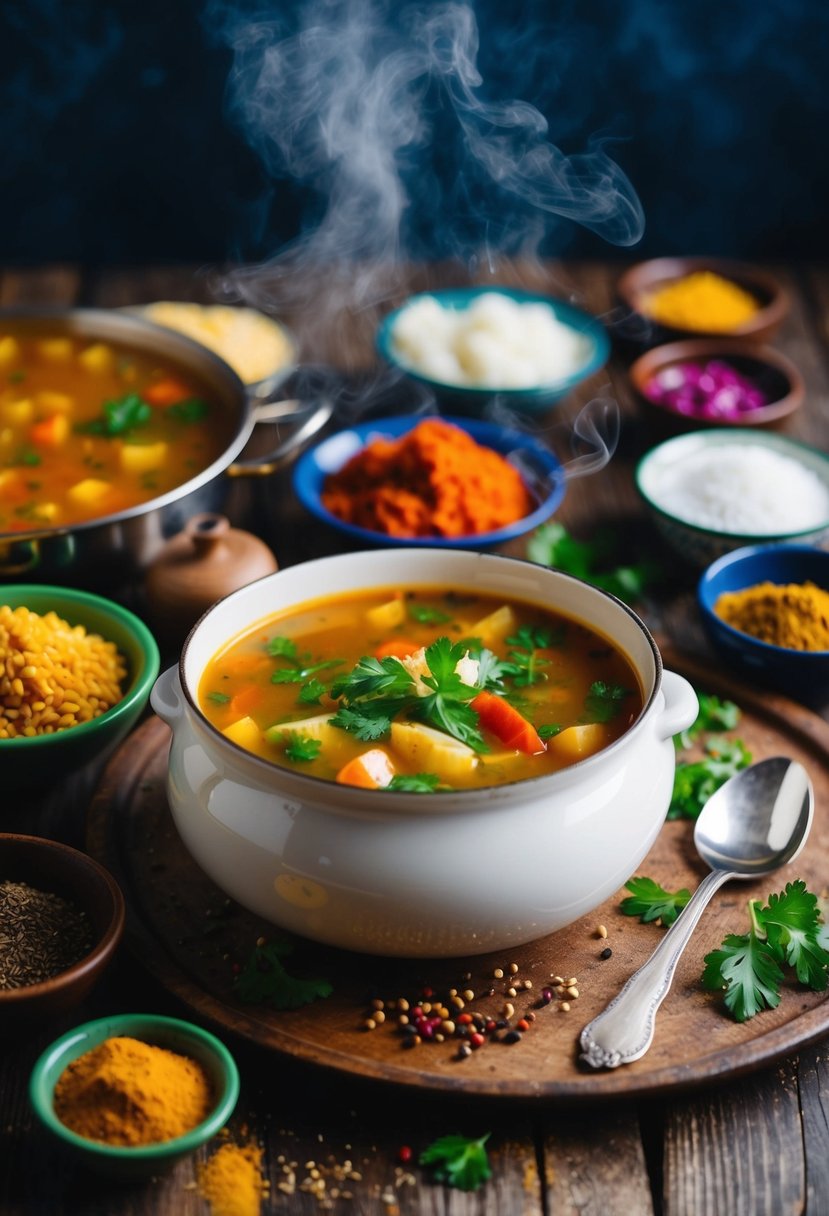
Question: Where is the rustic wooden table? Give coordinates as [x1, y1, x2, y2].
[1, 262, 828, 1216]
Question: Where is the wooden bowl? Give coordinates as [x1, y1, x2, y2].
[617, 257, 789, 345]
[0, 834, 124, 1029]
[629, 339, 804, 437]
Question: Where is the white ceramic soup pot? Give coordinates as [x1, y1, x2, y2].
[151, 549, 698, 958]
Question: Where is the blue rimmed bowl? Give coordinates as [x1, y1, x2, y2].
[698, 543, 829, 700]
[30, 1013, 240, 1178]
[376, 287, 610, 414]
[293, 414, 566, 549]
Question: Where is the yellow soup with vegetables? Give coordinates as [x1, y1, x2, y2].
[198, 587, 644, 791]
[0, 328, 229, 533]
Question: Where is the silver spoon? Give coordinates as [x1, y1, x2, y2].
[579, 756, 814, 1070]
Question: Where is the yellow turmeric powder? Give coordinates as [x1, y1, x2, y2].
[714, 580, 829, 651]
[53, 1036, 214, 1146]
[642, 270, 760, 332]
[198, 1140, 268, 1216]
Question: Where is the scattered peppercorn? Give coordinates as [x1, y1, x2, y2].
[600, 947, 612, 960]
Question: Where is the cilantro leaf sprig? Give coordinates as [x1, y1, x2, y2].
[76, 392, 151, 437]
[330, 654, 414, 702]
[668, 737, 752, 820]
[675, 693, 741, 751]
[415, 637, 487, 752]
[388, 772, 442, 793]
[235, 937, 332, 1010]
[702, 881, 829, 1022]
[266, 635, 345, 689]
[419, 1133, 492, 1191]
[501, 626, 559, 688]
[282, 734, 322, 763]
[620, 877, 691, 927]
[583, 681, 631, 724]
[527, 521, 661, 605]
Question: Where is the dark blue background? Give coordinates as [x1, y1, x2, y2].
[2, 0, 827, 265]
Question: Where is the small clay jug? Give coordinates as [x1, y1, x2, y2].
[145, 513, 278, 640]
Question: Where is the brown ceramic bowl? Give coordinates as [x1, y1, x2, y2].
[617, 257, 789, 344]
[0, 834, 125, 1028]
[629, 339, 804, 437]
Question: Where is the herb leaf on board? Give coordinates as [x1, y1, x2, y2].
[235, 939, 332, 1010]
[620, 877, 691, 927]
[419, 1133, 492, 1191]
[668, 737, 752, 820]
[527, 522, 661, 604]
[675, 693, 741, 751]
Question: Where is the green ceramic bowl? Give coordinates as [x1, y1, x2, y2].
[0, 585, 160, 787]
[29, 1013, 240, 1178]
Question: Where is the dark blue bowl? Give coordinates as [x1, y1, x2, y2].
[698, 543, 829, 700]
[293, 414, 566, 549]
[376, 287, 610, 414]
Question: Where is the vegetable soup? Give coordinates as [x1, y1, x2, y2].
[198, 587, 644, 791]
[0, 327, 229, 532]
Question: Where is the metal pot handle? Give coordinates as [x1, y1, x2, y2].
[227, 396, 333, 479]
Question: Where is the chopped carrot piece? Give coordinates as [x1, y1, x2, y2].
[470, 690, 546, 755]
[144, 377, 193, 407]
[229, 685, 267, 717]
[335, 749, 396, 789]
[30, 413, 69, 447]
[374, 638, 421, 660]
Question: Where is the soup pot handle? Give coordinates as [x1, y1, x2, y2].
[655, 670, 698, 742]
[151, 665, 185, 726]
[227, 397, 333, 478]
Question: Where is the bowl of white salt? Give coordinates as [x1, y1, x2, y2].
[635, 430, 829, 567]
[376, 287, 610, 413]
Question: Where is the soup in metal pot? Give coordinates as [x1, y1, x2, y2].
[0, 328, 228, 532]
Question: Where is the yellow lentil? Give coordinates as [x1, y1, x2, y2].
[0, 605, 126, 737]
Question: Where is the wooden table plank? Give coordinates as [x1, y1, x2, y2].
[542, 1105, 655, 1215]
[0, 265, 82, 306]
[661, 1062, 805, 1216]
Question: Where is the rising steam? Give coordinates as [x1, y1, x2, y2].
[206, 0, 644, 323]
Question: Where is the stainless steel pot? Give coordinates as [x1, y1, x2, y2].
[0, 308, 331, 584]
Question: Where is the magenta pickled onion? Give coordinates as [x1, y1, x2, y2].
[643, 359, 770, 420]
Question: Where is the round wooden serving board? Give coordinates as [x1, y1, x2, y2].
[87, 651, 829, 1100]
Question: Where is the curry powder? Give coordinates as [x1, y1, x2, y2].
[53, 1035, 213, 1146]
[198, 1140, 267, 1216]
[714, 580, 829, 651]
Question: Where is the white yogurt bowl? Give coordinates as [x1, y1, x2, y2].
[151, 550, 697, 958]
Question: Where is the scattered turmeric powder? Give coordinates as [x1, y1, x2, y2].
[53, 1036, 214, 1146]
[321, 418, 534, 538]
[714, 580, 829, 651]
[642, 270, 760, 332]
[198, 1139, 268, 1216]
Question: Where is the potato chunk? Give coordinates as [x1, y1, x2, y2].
[120, 441, 168, 474]
[79, 343, 114, 374]
[546, 723, 606, 763]
[67, 478, 112, 507]
[390, 720, 479, 782]
[366, 596, 405, 630]
[469, 604, 516, 646]
[222, 715, 263, 750]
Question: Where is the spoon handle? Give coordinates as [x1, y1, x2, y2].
[579, 868, 732, 1069]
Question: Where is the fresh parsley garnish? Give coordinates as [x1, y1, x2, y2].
[266, 635, 344, 685]
[702, 881, 829, 1022]
[166, 397, 210, 423]
[527, 522, 661, 605]
[282, 734, 323, 762]
[408, 602, 453, 624]
[76, 392, 151, 437]
[330, 704, 395, 741]
[419, 1133, 492, 1192]
[9, 447, 41, 468]
[330, 654, 413, 701]
[668, 737, 752, 820]
[502, 626, 559, 688]
[388, 772, 441, 793]
[537, 723, 562, 739]
[207, 691, 230, 704]
[675, 693, 741, 751]
[583, 681, 630, 724]
[297, 679, 328, 705]
[235, 937, 333, 1010]
[414, 637, 487, 752]
[621, 876, 691, 927]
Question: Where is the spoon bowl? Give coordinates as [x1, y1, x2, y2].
[694, 756, 813, 876]
[580, 757, 814, 1069]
